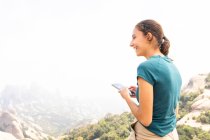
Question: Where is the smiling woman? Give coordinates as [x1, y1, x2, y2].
[119, 19, 182, 140]
[130, 20, 170, 58]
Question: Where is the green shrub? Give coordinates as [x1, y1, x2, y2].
[196, 111, 210, 124]
[177, 125, 210, 140]
[65, 112, 134, 140]
[178, 92, 200, 120]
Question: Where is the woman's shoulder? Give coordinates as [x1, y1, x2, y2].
[137, 60, 156, 71]
[138, 58, 157, 67]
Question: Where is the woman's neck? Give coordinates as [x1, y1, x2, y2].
[145, 50, 163, 59]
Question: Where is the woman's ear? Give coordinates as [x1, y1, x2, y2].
[146, 32, 153, 41]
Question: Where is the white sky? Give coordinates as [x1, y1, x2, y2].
[0, 0, 210, 100]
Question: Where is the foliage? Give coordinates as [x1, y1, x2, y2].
[178, 92, 200, 120]
[100, 131, 121, 140]
[177, 125, 210, 140]
[63, 112, 134, 140]
[196, 110, 210, 124]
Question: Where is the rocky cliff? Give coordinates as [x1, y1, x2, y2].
[0, 110, 54, 140]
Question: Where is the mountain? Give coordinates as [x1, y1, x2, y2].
[0, 84, 106, 138]
[0, 110, 54, 140]
[177, 73, 210, 132]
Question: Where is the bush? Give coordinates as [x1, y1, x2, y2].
[196, 111, 210, 124]
[100, 131, 121, 140]
[65, 112, 134, 140]
[178, 92, 200, 120]
[177, 125, 210, 140]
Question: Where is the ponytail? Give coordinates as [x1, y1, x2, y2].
[160, 36, 170, 56]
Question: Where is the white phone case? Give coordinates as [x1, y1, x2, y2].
[111, 83, 125, 90]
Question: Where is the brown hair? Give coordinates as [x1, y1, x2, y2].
[135, 19, 170, 56]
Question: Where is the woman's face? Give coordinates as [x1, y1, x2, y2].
[130, 27, 149, 56]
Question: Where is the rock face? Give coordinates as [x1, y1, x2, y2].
[0, 110, 54, 140]
[181, 74, 207, 94]
[0, 111, 24, 139]
[177, 73, 210, 131]
[191, 89, 210, 110]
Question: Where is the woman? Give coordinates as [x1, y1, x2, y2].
[119, 19, 182, 140]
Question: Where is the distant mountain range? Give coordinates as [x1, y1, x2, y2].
[0, 84, 107, 139]
[1, 73, 210, 140]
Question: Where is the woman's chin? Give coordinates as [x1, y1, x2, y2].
[135, 52, 141, 56]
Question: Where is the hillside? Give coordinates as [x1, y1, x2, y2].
[177, 73, 210, 132]
[58, 112, 210, 140]
[58, 112, 135, 140]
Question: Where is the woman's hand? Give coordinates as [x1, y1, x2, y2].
[129, 86, 137, 98]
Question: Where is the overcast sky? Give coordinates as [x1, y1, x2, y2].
[0, 0, 210, 101]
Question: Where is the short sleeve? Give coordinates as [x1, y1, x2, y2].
[137, 62, 156, 86]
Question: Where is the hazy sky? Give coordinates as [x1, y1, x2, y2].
[0, 0, 210, 100]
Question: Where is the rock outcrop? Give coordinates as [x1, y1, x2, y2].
[0, 111, 24, 139]
[181, 73, 207, 94]
[0, 110, 54, 140]
[191, 89, 210, 110]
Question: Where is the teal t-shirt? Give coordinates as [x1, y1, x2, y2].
[136, 55, 182, 137]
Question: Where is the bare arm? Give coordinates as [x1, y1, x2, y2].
[119, 77, 153, 126]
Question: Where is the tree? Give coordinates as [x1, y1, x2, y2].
[100, 131, 121, 140]
[177, 125, 210, 140]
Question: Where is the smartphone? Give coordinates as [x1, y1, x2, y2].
[111, 83, 125, 90]
[112, 83, 135, 96]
